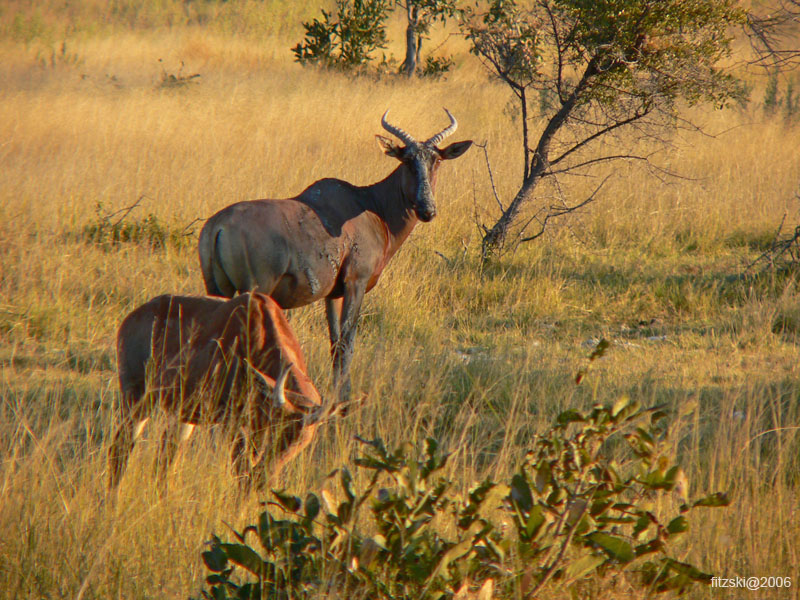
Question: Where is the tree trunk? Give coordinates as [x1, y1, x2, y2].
[480, 169, 542, 260]
[480, 57, 602, 258]
[404, 6, 417, 77]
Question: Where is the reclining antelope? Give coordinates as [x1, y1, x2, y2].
[199, 110, 472, 403]
[108, 292, 329, 489]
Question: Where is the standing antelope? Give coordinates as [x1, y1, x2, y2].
[198, 110, 472, 402]
[109, 292, 328, 489]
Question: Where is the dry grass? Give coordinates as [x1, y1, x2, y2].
[1, 2, 800, 598]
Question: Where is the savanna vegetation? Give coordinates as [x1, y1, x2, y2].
[1, 0, 799, 598]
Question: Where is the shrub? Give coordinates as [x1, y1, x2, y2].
[421, 54, 454, 79]
[292, 0, 392, 70]
[196, 398, 728, 599]
[79, 200, 193, 251]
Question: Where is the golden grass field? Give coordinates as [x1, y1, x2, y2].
[1, 1, 799, 598]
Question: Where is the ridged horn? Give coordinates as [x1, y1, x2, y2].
[425, 108, 458, 146]
[247, 360, 292, 412]
[381, 110, 417, 147]
[271, 362, 291, 410]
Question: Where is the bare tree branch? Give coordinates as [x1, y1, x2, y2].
[548, 109, 650, 168]
[475, 141, 504, 212]
[746, 2, 800, 69]
[519, 174, 611, 243]
[546, 153, 650, 176]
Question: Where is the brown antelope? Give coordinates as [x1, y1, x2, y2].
[108, 292, 328, 489]
[198, 110, 472, 402]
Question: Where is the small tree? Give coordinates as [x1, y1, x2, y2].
[294, 0, 461, 76]
[398, 0, 461, 77]
[463, 0, 746, 258]
[293, 0, 393, 70]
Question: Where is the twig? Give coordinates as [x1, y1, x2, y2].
[476, 141, 504, 212]
[105, 195, 148, 227]
[180, 216, 206, 237]
[519, 174, 611, 243]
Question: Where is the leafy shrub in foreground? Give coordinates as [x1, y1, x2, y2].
[197, 399, 728, 599]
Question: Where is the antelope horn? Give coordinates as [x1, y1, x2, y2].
[425, 108, 458, 146]
[247, 360, 293, 413]
[381, 110, 417, 147]
[271, 362, 291, 411]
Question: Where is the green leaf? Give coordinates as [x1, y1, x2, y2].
[341, 467, 355, 503]
[666, 516, 688, 535]
[634, 539, 664, 557]
[633, 513, 654, 539]
[304, 493, 321, 521]
[665, 558, 713, 582]
[692, 492, 730, 508]
[557, 409, 585, 425]
[271, 489, 301, 513]
[534, 462, 552, 493]
[337, 500, 353, 523]
[563, 554, 605, 582]
[595, 515, 636, 526]
[236, 583, 258, 600]
[353, 455, 391, 470]
[510, 473, 533, 512]
[589, 338, 611, 360]
[422, 437, 446, 477]
[211, 584, 229, 600]
[662, 465, 683, 489]
[589, 499, 613, 517]
[611, 396, 630, 418]
[219, 543, 264, 577]
[586, 532, 634, 563]
[202, 540, 228, 572]
[428, 537, 473, 583]
[525, 505, 546, 539]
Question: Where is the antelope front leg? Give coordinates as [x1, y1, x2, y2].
[108, 421, 135, 490]
[154, 419, 191, 494]
[334, 282, 366, 405]
[325, 297, 343, 391]
[108, 416, 150, 490]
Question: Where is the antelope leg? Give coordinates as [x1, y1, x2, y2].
[333, 281, 366, 404]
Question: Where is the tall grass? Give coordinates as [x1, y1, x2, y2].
[1, 3, 799, 598]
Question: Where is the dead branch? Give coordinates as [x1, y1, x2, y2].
[475, 141, 504, 212]
[180, 216, 206, 238]
[746, 3, 800, 70]
[519, 174, 611, 243]
[105, 195, 148, 227]
[746, 211, 800, 273]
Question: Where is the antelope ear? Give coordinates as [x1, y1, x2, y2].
[440, 140, 473, 160]
[376, 135, 403, 158]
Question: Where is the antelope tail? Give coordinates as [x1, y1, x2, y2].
[198, 222, 221, 296]
[199, 225, 236, 298]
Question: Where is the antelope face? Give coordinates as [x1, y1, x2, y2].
[402, 143, 441, 222]
[377, 109, 473, 223]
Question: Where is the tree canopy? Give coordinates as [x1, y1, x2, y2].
[464, 0, 747, 255]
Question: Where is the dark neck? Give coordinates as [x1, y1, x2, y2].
[365, 164, 422, 259]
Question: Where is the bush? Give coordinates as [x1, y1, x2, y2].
[79, 200, 193, 251]
[421, 54, 454, 79]
[196, 399, 728, 599]
[292, 0, 392, 70]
